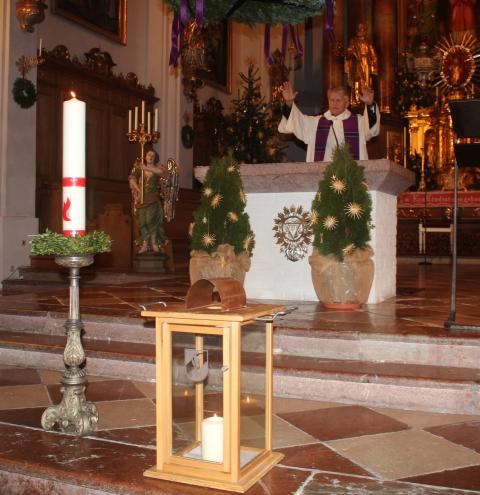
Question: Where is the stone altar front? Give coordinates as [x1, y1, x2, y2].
[195, 160, 414, 304]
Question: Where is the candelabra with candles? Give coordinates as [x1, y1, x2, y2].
[126, 101, 159, 205]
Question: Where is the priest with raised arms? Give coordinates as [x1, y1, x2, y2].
[278, 82, 380, 161]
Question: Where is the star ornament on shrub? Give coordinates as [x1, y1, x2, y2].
[345, 202, 363, 219]
[342, 243, 355, 256]
[227, 164, 236, 172]
[330, 176, 346, 194]
[202, 233, 216, 247]
[239, 190, 246, 204]
[323, 215, 338, 230]
[228, 211, 238, 222]
[211, 194, 223, 208]
[243, 234, 254, 251]
[309, 210, 319, 226]
[203, 187, 213, 197]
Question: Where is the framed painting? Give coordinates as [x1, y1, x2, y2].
[204, 21, 232, 93]
[52, 0, 127, 45]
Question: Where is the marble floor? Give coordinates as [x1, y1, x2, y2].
[0, 263, 480, 493]
[1, 364, 480, 494]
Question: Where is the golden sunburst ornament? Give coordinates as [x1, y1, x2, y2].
[309, 210, 319, 226]
[211, 193, 222, 208]
[202, 216, 208, 224]
[227, 164, 236, 172]
[202, 233, 216, 247]
[330, 176, 346, 194]
[188, 222, 194, 237]
[203, 187, 213, 197]
[228, 211, 238, 222]
[243, 234, 254, 251]
[323, 215, 338, 230]
[345, 202, 363, 219]
[239, 190, 246, 204]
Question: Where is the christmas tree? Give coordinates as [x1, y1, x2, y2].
[224, 64, 285, 164]
[311, 144, 372, 261]
[190, 154, 255, 256]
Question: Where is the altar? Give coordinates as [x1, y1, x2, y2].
[195, 160, 414, 304]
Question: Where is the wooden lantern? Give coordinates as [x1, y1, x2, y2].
[142, 278, 285, 493]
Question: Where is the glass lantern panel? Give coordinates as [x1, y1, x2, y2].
[239, 323, 267, 467]
[170, 330, 224, 464]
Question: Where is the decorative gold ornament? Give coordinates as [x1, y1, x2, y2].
[239, 190, 246, 204]
[323, 215, 338, 230]
[330, 176, 347, 194]
[227, 164, 236, 172]
[316, 191, 322, 201]
[15, 0, 47, 33]
[243, 234, 255, 252]
[211, 193, 222, 208]
[309, 210, 319, 226]
[202, 216, 208, 224]
[228, 212, 238, 222]
[273, 205, 313, 262]
[436, 33, 480, 93]
[202, 233, 216, 247]
[345, 202, 363, 219]
[188, 222, 195, 236]
[203, 187, 213, 197]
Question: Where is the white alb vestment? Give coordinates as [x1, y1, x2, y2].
[278, 102, 381, 162]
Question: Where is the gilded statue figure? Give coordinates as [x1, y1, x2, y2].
[129, 150, 168, 254]
[344, 24, 378, 106]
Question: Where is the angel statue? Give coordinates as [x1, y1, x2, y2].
[129, 150, 179, 254]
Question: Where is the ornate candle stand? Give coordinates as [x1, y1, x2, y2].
[127, 123, 160, 204]
[41, 254, 98, 436]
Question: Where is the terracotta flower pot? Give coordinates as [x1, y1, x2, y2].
[308, 247, 374, 309]
[189, 243, 251, 285]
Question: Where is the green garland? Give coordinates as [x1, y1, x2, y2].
[163, 0, 326, 25]
[12, 77, 37, 109]
[30, 230, 112, 256]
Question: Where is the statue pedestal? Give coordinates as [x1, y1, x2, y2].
[195, 160, 414, 304]
[133, 252, 168, 273]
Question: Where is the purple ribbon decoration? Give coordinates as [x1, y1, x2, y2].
[196, 0, 204, 26]
[324, 0, 335, 40]
[264, 25, 273, 65]
[180, 0, 188, 26]
[169, 12, 180, 66]
[281, 24, 289, 55]
[290, 25, 304, 59]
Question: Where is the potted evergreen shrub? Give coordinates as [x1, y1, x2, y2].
[189, 155, 255, 284]
[309, 144, 374, 309]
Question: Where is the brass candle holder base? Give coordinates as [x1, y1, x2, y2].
[41, 255, 98, 436]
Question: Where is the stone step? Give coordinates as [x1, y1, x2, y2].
[1, 329, 479, 415]
[1, 310, 480, 369]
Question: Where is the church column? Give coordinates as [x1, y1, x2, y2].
[323, 0, 345, 91]
[373, 0, 396, 113]
[0, 1, 39, 287]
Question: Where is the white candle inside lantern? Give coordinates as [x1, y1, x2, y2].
[38, 37, 43, 56]
[141, 100, 145, 124]
[154, 108, 158, 132]
[128, 110, 132, 133]
[147, 111, 151, 133]
[62, 91, 86, 236]
[201, 414, 224, 463]
[134, 106, 138, 130]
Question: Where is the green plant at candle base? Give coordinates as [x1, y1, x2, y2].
[30, 230, 112, 256]
[311, 144, 373, 262]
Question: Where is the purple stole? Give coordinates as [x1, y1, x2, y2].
[314, 114, 360, 161]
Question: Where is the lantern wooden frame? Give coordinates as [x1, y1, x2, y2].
[142, 303, 285, 493]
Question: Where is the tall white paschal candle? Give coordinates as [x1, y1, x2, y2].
[201, 414, 224, 462]
[62, 92, 86, 236]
